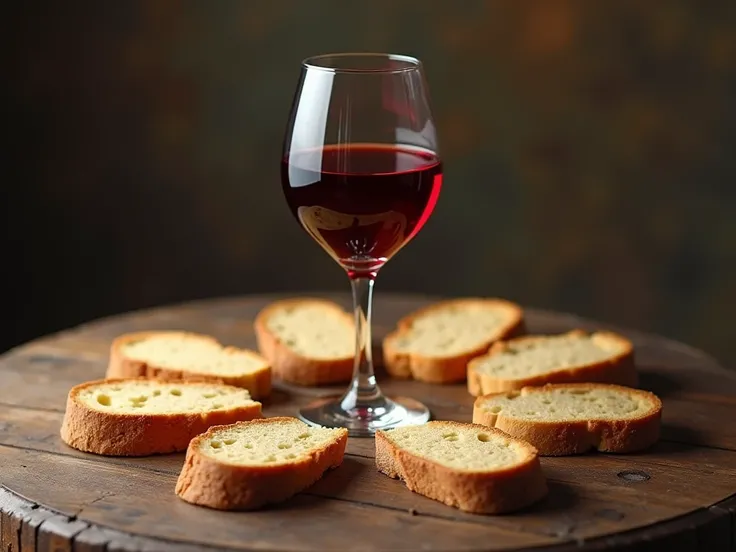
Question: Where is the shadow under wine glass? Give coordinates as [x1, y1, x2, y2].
[280, 53, 442, 437]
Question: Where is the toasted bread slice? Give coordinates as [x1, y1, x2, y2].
[106, 331, 271, 399]
[254, 298, 356, 386]
[467, 330, 637, 396]
[375, 421, 547, 514]
[473, 383, 662, 455]
[175, 417, 348, 510]
[60, 378, 262, 456]
[382, 298, 524, 383]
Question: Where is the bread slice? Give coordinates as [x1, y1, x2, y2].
[382, 298, 524, 383]
[175, 417, 348, 510]
[473, 383, 662, 455]
[375, 421, 547, 514]
[254, 298, 356, 386]
[106, 331, 271, 399]
[467, 330, 637, 396]
[60, 378, 262, 456]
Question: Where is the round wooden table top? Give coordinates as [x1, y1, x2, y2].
[1, 293, 735, 552]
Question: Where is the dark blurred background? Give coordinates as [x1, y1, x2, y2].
[4, 1, 735, 367]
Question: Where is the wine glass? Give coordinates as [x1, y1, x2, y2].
[280, 53, 442, 437]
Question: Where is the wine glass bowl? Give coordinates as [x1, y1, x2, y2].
[281, 53, 442, 436]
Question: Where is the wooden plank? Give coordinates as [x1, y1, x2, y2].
[697, 501, 734, 552]
[3, 399, 736, 489]
[2, 351, 736, 452]
[0, 397, 370, 467]
[0, 354, 105, 412]
[0, 446, 554, 551]
[2, 406, 736, 545]
[594, 504, 733, 552]
[2, 439, 733, 551]
[310, 448, 736, 541]
[3, 400, 736, 493]
[72, 526, 115, 552]
[637, 363, 736, 399]
[1, 487, 56, 552]
[105, 532, 214, 552]
[0, 488, 20, 552]
[37, 515, 89, 552]
[22, 507, 57, 552]
[308, 456, 675, 541]
[10, 498, 58, 552]
[660, 397, 736, 450]
[74, 525, 206, 552]
[539, 505, 733, 552]
[709, 494, 736, 551]
[1, 490, 225, 552]
[0, 405, 183, 474]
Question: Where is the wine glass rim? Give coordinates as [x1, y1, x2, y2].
[301, 52, 422, 74]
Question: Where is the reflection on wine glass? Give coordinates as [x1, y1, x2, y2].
[297, 205, 408, 263]
[281, 53, 442, 436]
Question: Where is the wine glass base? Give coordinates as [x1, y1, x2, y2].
[297, 396, 431, 437]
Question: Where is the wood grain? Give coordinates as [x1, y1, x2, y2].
[1, 292, 735, 551]
[0, 447, 553, 551]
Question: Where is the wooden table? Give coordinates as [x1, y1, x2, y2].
[1, 293, 735, 552]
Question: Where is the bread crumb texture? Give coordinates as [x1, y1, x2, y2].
[122, 334, 267, 375]
[78, 380, 252, 414]
[391, 303, 515, 356]
[478, 386, 652, 421]
[382, 423, 526, 471]
[265, 303, 354, 359]
[198, 418, 346, 466]
[473, 333, 627, 380]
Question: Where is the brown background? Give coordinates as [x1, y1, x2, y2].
[4, 1, 735, 368]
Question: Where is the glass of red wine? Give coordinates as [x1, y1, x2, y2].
[281, 53, 442, 436]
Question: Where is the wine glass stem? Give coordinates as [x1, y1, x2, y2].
[340, 276, 384, 413]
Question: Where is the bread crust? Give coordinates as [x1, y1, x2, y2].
[472, 383, 662, 456]
[467, 330, 637, 396]
[382, 299, 525, 384]
[254, 298, 356, 386]
[106, 331, 272, 400]
[59, 378, 263, 456]
[175, 417, 348, 510]
[375, 421, 547, 514]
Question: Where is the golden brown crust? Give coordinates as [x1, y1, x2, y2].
[59, 378, 263, 457]
[472, 383, 662, 456]
[382, 299, 525, 384]
[466, 330, 638, 396]
[106, 331, 272, 400]
[254, 298, 355, 386]
[375, 421, 547, 514]
[175, 417, 348, 510]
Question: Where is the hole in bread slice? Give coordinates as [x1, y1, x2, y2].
[77, 381, 257, 415]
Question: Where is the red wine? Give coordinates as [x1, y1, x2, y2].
[282, 144, 442, 277]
